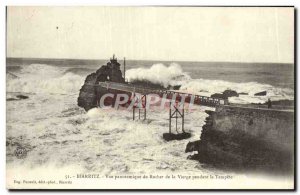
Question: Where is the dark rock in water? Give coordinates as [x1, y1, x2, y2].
[254, 91, 267, 96]
[7, 98, 18, 101]
[7, 94, 29, 101]
[167, 85, 181, 90]
[163, 132, 191, 141]
[238, 92, 248, 95]
[222, 89, 239, 98]
[199, 89, 208, 93]
[211, 89, 239, 100]
[77, 56, 125, 111]
[172, 85, 181, 90]
[16, 95, 29, 99]
[211, 93, 225, 99]
[185, 140, 201, 153]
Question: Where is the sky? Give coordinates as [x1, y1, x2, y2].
[7, 7, 294, 63]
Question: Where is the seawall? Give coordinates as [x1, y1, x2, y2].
[213, 105, 294, 151]
[186, 105, 294, 174]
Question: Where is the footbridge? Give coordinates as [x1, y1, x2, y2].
[97, 81, 226, 107]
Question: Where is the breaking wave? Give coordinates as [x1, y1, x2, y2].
[178, 79, 294, 104]
[6, 63, 294, 103]
[20, 64, 63, 77]
[63, 67, 96, 76]
[126, 63, 191, 88]
[125, 63, 294, 104]
[7, 64, 85, 94]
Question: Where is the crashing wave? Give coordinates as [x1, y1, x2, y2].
[125, 63, 294, 104]
[6, 63, 294, 104]
[7, 64, 84, 94]
[125, 63, 191, 88]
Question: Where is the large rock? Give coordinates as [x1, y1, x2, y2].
[16, 95, 29, 99]
[254, 91, 267, 96]
[186, 107, 294, 174]
[211, 89, 239, 100]
[77, 56, 125, 111]
[6, 94, 29, 101]
[223, 89, 238, 97]
[210, 93, 225, 99]
[163, 132, 191, 141]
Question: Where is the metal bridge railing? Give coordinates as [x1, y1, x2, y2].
[97, 81, 225, 107]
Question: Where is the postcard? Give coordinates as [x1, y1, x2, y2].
[6, 6, 295, 190]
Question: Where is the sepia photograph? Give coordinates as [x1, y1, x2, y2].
[5, 6, 295, 190]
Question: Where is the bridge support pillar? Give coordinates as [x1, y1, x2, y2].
[169, 101, 185, 133]
[132, 93, 147, 121]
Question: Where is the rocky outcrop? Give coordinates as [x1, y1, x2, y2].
[77, 56, 125, 111]
[7, 94, 29, 101]
[186, 106, 294, 175]
[254, 91, 267, 96]
[210, 93, 224, 99]
[211, 89, 238, 100]
[16, 95, 29, 99]
[163, 132, 191, 141]
[171, 85, 181, 90]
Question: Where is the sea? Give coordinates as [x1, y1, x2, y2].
[6, 58, 294, 178]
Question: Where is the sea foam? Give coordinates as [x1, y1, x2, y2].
[126, 63, 191, 88]
[6, 63, 294, 103]
[125, 63, 294, 104]
[7, 64, 84, 94]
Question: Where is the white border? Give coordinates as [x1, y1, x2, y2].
[1, 1, 298, 195]
[1, 0, 297, 6]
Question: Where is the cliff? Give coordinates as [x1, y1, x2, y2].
[186, 105, 294, 175]
[77, 56, 125, 111]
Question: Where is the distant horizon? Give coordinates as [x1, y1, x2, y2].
[6, 56, 294, 65]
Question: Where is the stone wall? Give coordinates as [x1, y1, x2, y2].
[213, 105, 294, 151]
[186, 105, 294, 175]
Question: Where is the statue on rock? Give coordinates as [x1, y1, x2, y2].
[77, 55, 125, 111]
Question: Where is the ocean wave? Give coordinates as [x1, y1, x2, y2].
[125, 63, 294, 104]
[179, 79, 293, 104]
[7, 64, 84, 94]
[6, 72, 19, 79]
[7, 65, 21, 72]
[126, 63, 191, 88]
[6, 63, 294, 104]
[20, 63, 65, 77]
[63, 67, 96, 76]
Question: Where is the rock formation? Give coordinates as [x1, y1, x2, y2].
[163, 132, 191, 141]
[254, 91, 267, 96]
[77, 55, 125, 111]
[186, 106, 294, 175]
[211, 89, 239, 99]
[6, 94, 29, 101]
